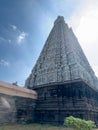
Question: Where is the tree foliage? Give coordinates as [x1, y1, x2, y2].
[64, 116, 96, 130]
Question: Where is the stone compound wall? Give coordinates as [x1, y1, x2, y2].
[0, 94, 16, 124]
[0, 81, 37, 124]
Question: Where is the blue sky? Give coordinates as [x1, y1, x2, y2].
[0, 0, 98, 86]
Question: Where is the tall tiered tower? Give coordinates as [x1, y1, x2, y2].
[25, 16, 98, 125]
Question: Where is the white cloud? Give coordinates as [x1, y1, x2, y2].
[9, 24, 28, 45]
[10, 24, 17, 30]
[0, 59, 10, 67]
[67, 0, 98, 77]
[17, 32, 28, 45]
[93, 65, 98, 77]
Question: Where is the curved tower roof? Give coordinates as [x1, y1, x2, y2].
[25, 16, 98, 90]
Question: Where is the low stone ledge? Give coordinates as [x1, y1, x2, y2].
[0, 81, 37, 99]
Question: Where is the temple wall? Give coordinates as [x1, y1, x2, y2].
[34, 81, 98, 125]
[0, 94, 16, 124]
[0, 81, 37, 124]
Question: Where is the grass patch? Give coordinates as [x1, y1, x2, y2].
[0, 124, 97, 130]
[0, 124, 71, 130]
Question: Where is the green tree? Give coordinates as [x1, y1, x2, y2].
[64, 116, 96, 130]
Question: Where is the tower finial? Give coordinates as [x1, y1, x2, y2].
[54, 16, 65, 25]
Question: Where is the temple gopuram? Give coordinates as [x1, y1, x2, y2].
[25, 16, 98, 125]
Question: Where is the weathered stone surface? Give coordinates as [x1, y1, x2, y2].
[0, 94, 16, 124]
[25, 16, 98, 125]
[0, 81, 37, 99]
[0, 81, 37, 124]
[34, 81, 98, 125]
[25, 16, 98, 90]
[15, 96, 36, 123]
